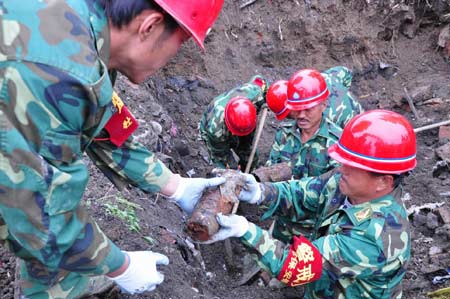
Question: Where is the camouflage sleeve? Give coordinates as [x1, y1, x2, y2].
[86, 137, 172, 193]
[266, 129, 286, 166]
[240, 221, 387, 288]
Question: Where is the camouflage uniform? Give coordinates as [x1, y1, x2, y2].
[265, 118, 341, 240]
[199, 76, 267, 170]
[0, 1, 172, 298]
[322, 66, 364, 129]
[241, 170, 410, 298]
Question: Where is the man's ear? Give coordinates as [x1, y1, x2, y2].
[138, 11, 164, 41]
[377, 175, 394, 192]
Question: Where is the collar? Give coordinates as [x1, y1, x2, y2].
[339, 191, 399, 226]
[88, 2, 111, 64]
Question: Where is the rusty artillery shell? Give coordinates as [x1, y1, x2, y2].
[186, 169, 245, 242]
[252, 162, 292, 182]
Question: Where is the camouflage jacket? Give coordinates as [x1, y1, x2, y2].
[199, 76, 267, 169]
[322, 66, 364, 128]
[241, 170, 410, 298]
[0, 0, 172, 283]
[266, 118, 342, 180]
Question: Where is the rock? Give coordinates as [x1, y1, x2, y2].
[408, 85, 433, 104]
[435, 224, 450, 240]
[150, 121, 163, 135]
[174, 140, 190, 157]
[437, 206, 450, 224]
[435, 143, 450, 163]
[438, 126, 450, 142]
[412, 213, 428, 227]
[426, 212, 439, 230]
[432, 160, 450, 178]
[429, 246, 443, 256]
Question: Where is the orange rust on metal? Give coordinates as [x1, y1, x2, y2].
[186, 169, 245, 242]
[252, 162, 292, 182]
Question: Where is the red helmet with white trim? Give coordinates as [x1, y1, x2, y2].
[224, 96, 257, 136]
[267, 80, 290, 121]
[286, 69, 329, 110]
[328, 110, 417, 174]
[154, 0, 224, 50]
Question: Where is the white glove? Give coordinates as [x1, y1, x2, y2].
[238, 173, 263, 204]
[200, 213, 249, 244]
[109, 251, 169, 294]
[170, 176, 226, 214]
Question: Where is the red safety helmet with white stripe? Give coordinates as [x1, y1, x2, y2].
[267, 80, 290, 120]
[224, 96, 257, 136]
[328, 110, 417, 174]
[286, 69, 329, 110]
[154, 0, 224, 50]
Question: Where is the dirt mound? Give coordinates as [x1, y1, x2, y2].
[1, 1, 450, 298]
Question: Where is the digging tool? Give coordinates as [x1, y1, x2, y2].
[223, 107, 269, 267]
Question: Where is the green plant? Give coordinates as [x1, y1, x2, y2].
[104, 195, 142, 233]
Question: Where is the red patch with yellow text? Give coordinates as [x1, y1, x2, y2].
[103, 92, 139, 147]
[277, 235, 323, 286]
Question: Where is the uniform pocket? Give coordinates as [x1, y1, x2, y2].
[38, 130, 81, 165]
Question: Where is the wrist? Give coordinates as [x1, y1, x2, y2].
[161, 173, 181, 198]
[107, 251, 130, 278]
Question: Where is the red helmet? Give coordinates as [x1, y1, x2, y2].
[328, 110, 417, 174]
[286, 69, 330, 110]
[154, 0, 224, 50]
[224, 96, 257, 136]
[267, 80, 290, 121]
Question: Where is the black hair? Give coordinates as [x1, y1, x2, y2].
[369, 172, 407, 189]
[98, 0, 179, 35]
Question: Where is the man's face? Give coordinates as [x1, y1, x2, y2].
[113, 24, 190, 84]
[288, 102, 326, 130]
[338, 164, 380, 202]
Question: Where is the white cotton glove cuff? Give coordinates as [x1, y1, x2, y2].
[239, 174, 264, 205]
[108, 251, 169, 294]
[168, 175, 187, 202]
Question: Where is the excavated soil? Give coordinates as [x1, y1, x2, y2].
[1, 1, 450, 298]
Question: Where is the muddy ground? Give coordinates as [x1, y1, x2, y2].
[1, 0, 450, 298]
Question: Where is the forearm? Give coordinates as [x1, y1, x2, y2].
[240, 222, 289, 276]
[87, 137, 173, 193]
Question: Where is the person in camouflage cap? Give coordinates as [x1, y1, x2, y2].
[0, 0, 225, 298]
[205, 110, 416, 299]
[199, 76, 267, 171]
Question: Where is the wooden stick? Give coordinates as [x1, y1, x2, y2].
[403, 87, 420, 120]
[234, 107, 268, 213]
[414, 119, 450, 133]
[240, 0, 258, 9]
[224, 107, 268, 268]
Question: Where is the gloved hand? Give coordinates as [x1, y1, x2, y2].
[200, 213, 249, 244]
[170, 176, 226, 214]
[239, 173, 263, 204]
[108, 251, 169, 294]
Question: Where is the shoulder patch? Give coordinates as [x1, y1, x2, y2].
[354, 207, 373, 222]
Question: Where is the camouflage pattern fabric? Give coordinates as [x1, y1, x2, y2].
[265, 119, 341, 240]
[0, 1, 172, 298]
[240, 170, 410, 298]
[199, 75, 267, 170]
[266, 118, 341, 179]
[322, 66, 364, 129]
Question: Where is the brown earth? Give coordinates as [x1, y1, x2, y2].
[2, 0, 450, 298]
